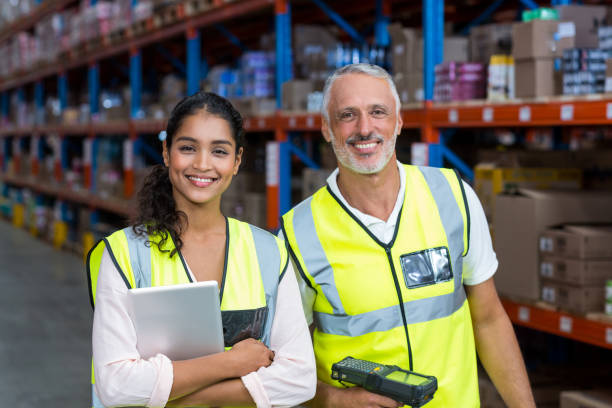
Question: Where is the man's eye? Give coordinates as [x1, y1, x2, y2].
[339, 112, 355, 120]
[371, 109, 388, 117]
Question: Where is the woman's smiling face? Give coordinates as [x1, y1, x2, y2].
[163, 110, 242, 210]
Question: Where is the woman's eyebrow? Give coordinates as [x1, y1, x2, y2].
[211, 140, 234, 146]
[174, 136, 197, 143]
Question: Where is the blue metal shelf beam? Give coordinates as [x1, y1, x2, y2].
[130, 49, 142, 118]
[58, 73, 67, 111]
[275, 1, 293, 109]
[187, 29, 201, 96]
[155, 45, 186, 76]
[310, 0, 364, 45]
[214, 24, 249, 52]
[374, 0, 390, 47]
[89, 64, 100, 115]
[423, 0, 444, 101]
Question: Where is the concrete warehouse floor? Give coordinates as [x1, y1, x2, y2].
[0, 220, 91, 407]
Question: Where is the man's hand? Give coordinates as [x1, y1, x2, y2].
[311, 382, 402, 408]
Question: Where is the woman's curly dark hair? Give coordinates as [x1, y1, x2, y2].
[131, 91, 244, 257]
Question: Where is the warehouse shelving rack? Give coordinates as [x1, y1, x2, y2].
[1, 0, 611, 350]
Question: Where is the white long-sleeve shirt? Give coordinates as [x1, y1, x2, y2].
[92, 248, 316, 408]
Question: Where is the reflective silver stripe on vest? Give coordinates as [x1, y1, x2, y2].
[249, 224, 282, 347]
[292, 196, 345, 315]
[315, 287, 467, 336]
[309, 166, 468, 337]
[418, 166, 465, 292]
[92, 385, 104, 408]
[124, 227, 152, 289]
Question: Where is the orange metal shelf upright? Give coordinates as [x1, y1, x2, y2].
[501, 298, 612, 350]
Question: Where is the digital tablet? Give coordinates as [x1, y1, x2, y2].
[127, 281, 224, 360]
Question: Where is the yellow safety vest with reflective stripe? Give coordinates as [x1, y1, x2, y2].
[87, 217, 288, 408]
[281, 165, 479, 408]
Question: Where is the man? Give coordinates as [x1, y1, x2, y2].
[280, 64, 535, 408]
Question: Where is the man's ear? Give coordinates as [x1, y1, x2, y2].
[321, 118, 332, 143]
[162, 140, 169, 167]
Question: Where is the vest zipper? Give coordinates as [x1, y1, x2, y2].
[385, 246, 414, 371]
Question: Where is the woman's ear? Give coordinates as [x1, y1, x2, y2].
[233, 147, 243, 175]
[162, 140, 169, 167]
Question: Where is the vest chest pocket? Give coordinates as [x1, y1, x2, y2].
[399, 246, 453, 289]
[221, 307, 268, 347]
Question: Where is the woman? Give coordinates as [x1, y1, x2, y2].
[87, 91, 316, 407]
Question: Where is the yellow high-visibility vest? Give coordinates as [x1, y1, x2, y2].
[281, 165, 479, 407]
[87, 217, 288, 408]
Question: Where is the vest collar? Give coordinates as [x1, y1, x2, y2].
[324, 184, 405, 250]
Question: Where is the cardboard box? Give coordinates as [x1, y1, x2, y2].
[512, 20, 575, 59]
[540, 256, 612, 285]
[561, 390, 612, 408]
[515, 58, 560, 98]
[395, 73, 423, 104]
[541, 279, 605, 313]
[388, 24, 421, 77]
[540, 225, 612, 259]
[470, 23, 513, 63]
[282, 80, 315, 111]
[302, 168, 332, 199]
[555, 5, 607, 48]
[474, 166, 582, 221]
[493, 189, 612, 301]
[444, 36, 469, 63]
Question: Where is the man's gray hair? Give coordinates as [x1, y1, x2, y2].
[321, 63, 401, 122]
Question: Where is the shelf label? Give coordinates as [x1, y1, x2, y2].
[561, 104, 574, 121]
[258, 119, 265, 128]
[83, 139, 92, 165]
[542, 287, 555, 303]
[539, 237, 554, 252]
[448, 109, 458, 123]
[607, 103, 612, 120]
[606, 328, 612, 344]
[411, 143, 429, 167]
[518, 306, 530, 323]
[123, 139, 134, 170]
[265, 142, 279, 187]
[519, 106, 531, 122]
[559, 316, 573, 333]
[540, 262, 553, 278]
[306, 116, 315, 127]
[289, 117, 297, 128]
[482, 107, 493, 122]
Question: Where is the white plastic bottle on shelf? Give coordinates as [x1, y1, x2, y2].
[487, 55, 507, 101]
[506, 56, 515, 99]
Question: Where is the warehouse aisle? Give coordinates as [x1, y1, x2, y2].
[0, 221, 91, 407]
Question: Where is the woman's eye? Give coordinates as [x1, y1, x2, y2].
[213, 149, 229, 155]
[178, 145, 195, 152]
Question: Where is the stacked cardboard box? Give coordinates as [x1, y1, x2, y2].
[473, 166, 582, 222]
[539, 225, 612, 314]
[388, 24, 469, 105]
[493, 189, 612, 301]
[512, 19, 575, 98]
[512, 20, 575, 98]
[469, 23, 513, 64]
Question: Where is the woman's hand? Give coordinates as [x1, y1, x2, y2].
[227, 338, 275, 377]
